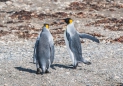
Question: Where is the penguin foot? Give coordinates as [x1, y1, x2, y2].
[36, 68, 41, 74]
[73, 63, 78, 69]
[41, 72, 50, 75]
[73, 66, 77, 69]
[45, 70, 50, 73]
[41, 72, 44, 75]
[84, 61, 91, 65]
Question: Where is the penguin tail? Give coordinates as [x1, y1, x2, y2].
[38, 61, 41, 68]
[41, 65, 47, 74]
[83, 61, 91, 65]
[78, 59, 91, 65]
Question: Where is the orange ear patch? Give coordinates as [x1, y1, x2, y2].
[69, 19, 73, 24]
[45, 24, 49, 29]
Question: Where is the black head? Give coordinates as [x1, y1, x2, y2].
[63, 18, 73, 24]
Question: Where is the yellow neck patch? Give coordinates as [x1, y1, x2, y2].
[45, 24, 49, 29]
[69, 19, 73, 24]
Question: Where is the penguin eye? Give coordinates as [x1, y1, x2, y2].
[69, 19, 73, 24]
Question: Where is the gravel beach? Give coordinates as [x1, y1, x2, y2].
[0, 0, 123, 86]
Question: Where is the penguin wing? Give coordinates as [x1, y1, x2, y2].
[50, 43, 54, 64]
[33, 31, 42, 59]
[77, 32, 100, 43]
[33, 33, 41, 64]
[33, 38, 39, 58]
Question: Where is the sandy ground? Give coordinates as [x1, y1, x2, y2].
[0, 0, 123, 86]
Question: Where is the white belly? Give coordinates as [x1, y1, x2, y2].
[64, 31, 74, 64]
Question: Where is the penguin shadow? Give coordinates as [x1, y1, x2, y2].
[0, 0, 9, 2]
[116, 83, 123, 86]
[29, 62, 35, 64]
[14, 67, 36, 74]
[51, 64, 74, 70]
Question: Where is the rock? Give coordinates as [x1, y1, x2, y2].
[5, 1, 13, 5]
[102, 40, 106, 43]
[4, 84, 8, 86]
[12, 3, 21, 8]
[0, 3, 6, 9]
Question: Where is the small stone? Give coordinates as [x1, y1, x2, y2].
[114, 75, 120, 79]
[4, 84, 8, 86]
[102, 40, 106, 43]
[66, 72, 70, 75]
[36, 7, 42, 11]
[76, 20, 80, 23]
[0, 3, 6, 9]
[5, 1, 13, 5]
[13, 3, 21, 8]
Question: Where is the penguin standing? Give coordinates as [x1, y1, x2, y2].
[35, 24, 54, 74]
[62, 18, 99, 69]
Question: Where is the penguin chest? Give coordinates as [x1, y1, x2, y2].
[64, 31, 74, 62]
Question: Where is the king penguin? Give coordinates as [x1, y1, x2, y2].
[62, 18, 99, 69]
[35, 24, 54, 74]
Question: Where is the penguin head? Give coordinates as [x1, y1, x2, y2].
[43, 23, 49, 29]
[63, 18, 73, 24]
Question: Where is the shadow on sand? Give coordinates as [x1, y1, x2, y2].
[15, 67, 36, 74]
[0, 0, 10, 2]
[51, 64, 73, 70]
[29, 61, 74, 70]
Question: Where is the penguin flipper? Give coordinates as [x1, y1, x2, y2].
[77, 32, 100, 43]
[50, 44, 54, 64]
[33, 38, 39, 64]
[33, 31, 42, 64]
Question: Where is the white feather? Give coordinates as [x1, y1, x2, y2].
[64, 30, 75, 65]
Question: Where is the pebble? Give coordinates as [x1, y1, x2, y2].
[36, 7, 42, 11]
[0, 3, 6, 9]
[66, 72, 70, 75]
[5, 1, 13, 5]
[12, 3, 21, 8]
[4, 84, 8, 86]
